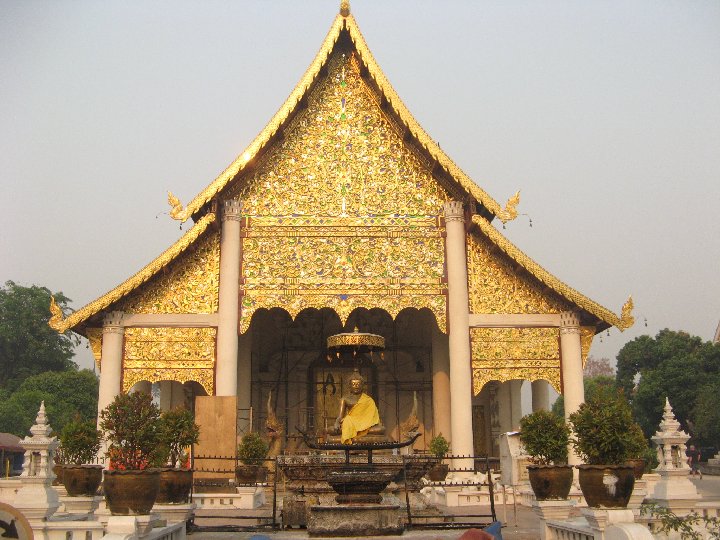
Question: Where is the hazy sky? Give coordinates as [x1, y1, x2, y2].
[2, 1, 719, 372]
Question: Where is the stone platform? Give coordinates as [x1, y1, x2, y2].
[307, 504, 403, 537]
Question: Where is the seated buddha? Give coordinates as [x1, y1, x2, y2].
[331, 370, 385, 444]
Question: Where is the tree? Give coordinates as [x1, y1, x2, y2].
[0, 281, 78, 392]
[552, 375, 616, 418]
[583, 356, 615, 378]
[0, 370, 98, 437]
[693, 381, 720, 447]
[616, 329, 720, 442]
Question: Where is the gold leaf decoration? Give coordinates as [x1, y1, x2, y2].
[48, 296, 65, 331]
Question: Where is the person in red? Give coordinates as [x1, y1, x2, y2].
[686, 444, 702, 479]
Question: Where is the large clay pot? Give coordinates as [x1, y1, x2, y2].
[527, 465, 574, 500]
[52, 464, 65, 486]
[62, 465, 104, 496]
[235, 464, 266, 485]
[103, 469, 160, 515]
[625, 458, 646, 480]
[577, 464, 635, 508]
[156, 468, 193, 504]
[427, 463, 449, 482]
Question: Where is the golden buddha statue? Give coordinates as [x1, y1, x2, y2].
[332, 370, 384, 444]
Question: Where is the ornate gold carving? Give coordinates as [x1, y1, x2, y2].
[167, 191, 191, 222]
[467, 231, 570, 315]
[118, 231, 219, 315]
[619, 296, 635, 330]
[580, 326, 595, 367]
[54, 213, 216, 333]
[176, 11, 515, 222]
[495, 191, 520, 223]
[327, 330, 385, 350]
[48, 296, 65, 331]
[226, 52, 447, 331]
[86, 328, 102, 368]
[471, 327, 561, 394]
[471, 215, 627, 329]
[122, 327, 216, 395]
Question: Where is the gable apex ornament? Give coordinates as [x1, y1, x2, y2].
[340, 1, 350, 17]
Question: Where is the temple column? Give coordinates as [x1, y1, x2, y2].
[531, 380, 550, 412]
[444, 201, 474, 468]
[560, 311, 584, 465]
[237, 329, 252, 435]
[497, 382, 512, 434]
[431, 324, 451, 439]
[216, 199, 242, 397]
[97, 311, 124, 418]
[510, 380, 524, 430]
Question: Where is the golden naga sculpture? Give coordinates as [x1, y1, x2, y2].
[399, 391, 420, 439]
[48, 296, 65, 331]
[167, 191, 191, 222]
[495, 190, 521, 223]
[618, 295, 635, 331]
[265, 391, 284, 473]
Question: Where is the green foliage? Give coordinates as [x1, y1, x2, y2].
[642, 503, 720, 539]
[0, 281, 78, 392]
[569, 387, 640, 465]
[616, 330, 720, 443]
[552, 375, 616, 418]
[59, 417, 101, 465]
[626, 422, 650, 459]
[237, 432, 268, 465]
[693, 380, 720, 446]
[428, 434, 450, 458]
[519, 410, 569, 465]
[0, 370, 98, 436]
[157, 407, 200, 468]
[99, 392, 161, 470]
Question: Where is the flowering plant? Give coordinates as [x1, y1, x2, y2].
[100, 392, 160, 470]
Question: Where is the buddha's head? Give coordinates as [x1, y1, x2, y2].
[348, 370, 364, 395]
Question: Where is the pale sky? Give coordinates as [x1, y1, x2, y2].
[2, 1, 719, 371]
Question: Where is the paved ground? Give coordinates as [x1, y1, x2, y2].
[186, 476, 720, 540]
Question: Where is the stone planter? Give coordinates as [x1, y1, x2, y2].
[527, 465, 573, 500]
[156, 468, 193, 504]
[103, 469, 160, 515]
[577, 464, 635, 508]
[62, 464, 104, 496]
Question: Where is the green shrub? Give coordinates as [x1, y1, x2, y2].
[59, 416, 102, 465]
[519, 410, 569, 465]
[429, 434, 450, 458]
[237, 432, 268, 466]
[99, 392, 160, 470]
[569, 387, 638, 465]
[157, 407, 200, 468]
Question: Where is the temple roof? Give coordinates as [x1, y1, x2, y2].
[167, 7, 520, 224]
[50, 3, 632, 336]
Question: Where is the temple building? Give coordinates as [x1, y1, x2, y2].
[49, 2, 633, 461]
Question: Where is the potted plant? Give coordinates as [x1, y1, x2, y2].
[427, 434, 450, 482]
[569, 388, 637, 508]
[235, 432, 269, 484]
[519, 410, 573, 500]
[99, 392, 161, 515]
[625, 423, 650, 480]
[58, 417, 103, 496]
[155, 406, 200, 504]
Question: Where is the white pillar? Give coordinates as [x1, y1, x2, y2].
[510, 380, 524, 430]
[431, 324, 451, 439]
[97, 311, 124, 418]
[497, 382, 512, 434]
[216, 198, 242, 396]
[237, 329, 252, 435]
[444, 201, 474, 469]
[560, 311, 585, 466]
[532, 380, 550, 412]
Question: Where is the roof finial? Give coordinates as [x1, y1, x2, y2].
[340, 0, 350, 17]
